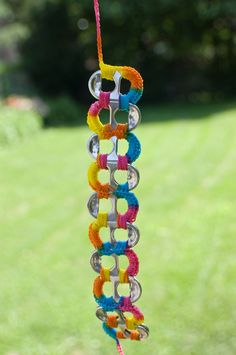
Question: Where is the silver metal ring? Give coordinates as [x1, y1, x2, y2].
[137, 324, 149, 340]
[128, 104, 141, 131]
[96, 307, 107, 322]
[109, 224, 140, 248]
[88, 70, 102, 99]
[110, 165, 139, 191]
[87, 193, 99, 218]
[90, 251, 118, 276]
[87, 134, 100, 160]
[129, 277, 142, 303]
[95, 307, 149, 339]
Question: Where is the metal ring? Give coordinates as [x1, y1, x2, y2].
[112, 277, 142, 303]
[123, 324, 149, 340]
[129, 277, 142, 303]
[128, 104, 141, 131]
[109, 224, 140, 247]
[87, 134, 100, 160]
[96, 308, 127, 328]
[87, 193, 99, 218]
[88, 70, 102, 99]
[87, 134, 117, 161]
[110, 165, 139, 191]
[88, 71, 141, 130]
[90, 251, 102, 273]
[127, 224, 140, 247]
[90, 251, 118, 275]
[96, 307, 107, 322]
[137, 324, 149, 340]
[87, 193, 115, 220]
[109, 102, 141, 131]
[96, 307, 149, 340]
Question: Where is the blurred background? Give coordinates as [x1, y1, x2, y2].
[0, 1, 236, 355]
[1, 0, 236, 111]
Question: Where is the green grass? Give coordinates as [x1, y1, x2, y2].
[0, 103, 236, 355]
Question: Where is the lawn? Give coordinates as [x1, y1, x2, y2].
[0, 103, 236, 355]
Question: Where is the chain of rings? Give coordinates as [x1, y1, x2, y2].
[87, 67, 149, 342]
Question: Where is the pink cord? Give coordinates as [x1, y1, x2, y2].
[117, 155, 128, 170]
[117, 206, 139, 228]
[89, 101, 100, 115]
[126, 249, 139, 276]
[99, 91, 110, 107]
[116, 340, 125, 355]
[89, 91, 109, 116]
[119, 297, 144, 320]
[99, 154, 108, 169]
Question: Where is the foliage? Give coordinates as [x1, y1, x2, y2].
[0, 103, 236, 354]
[2, 0, 236, 102]
[0, 2, 29, 97]
[0, 2, 28, 46]
[44, 96, 83, 126]
[0, 104, 42, 146]
[21, 0, 87, 99]
[17, 0, 236, 102]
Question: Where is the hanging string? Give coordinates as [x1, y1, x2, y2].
[93, 0, 104, 65]
[116, 339, 125, 355]
[93, 0, 144, 110]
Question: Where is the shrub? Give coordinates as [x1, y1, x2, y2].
[44, 96, 82, 127]
[0, 105, 42, 147]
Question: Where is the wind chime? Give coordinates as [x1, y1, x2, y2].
[86, 0, 149, 353]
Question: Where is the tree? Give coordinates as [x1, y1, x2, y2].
[3, 0, 236, 101]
